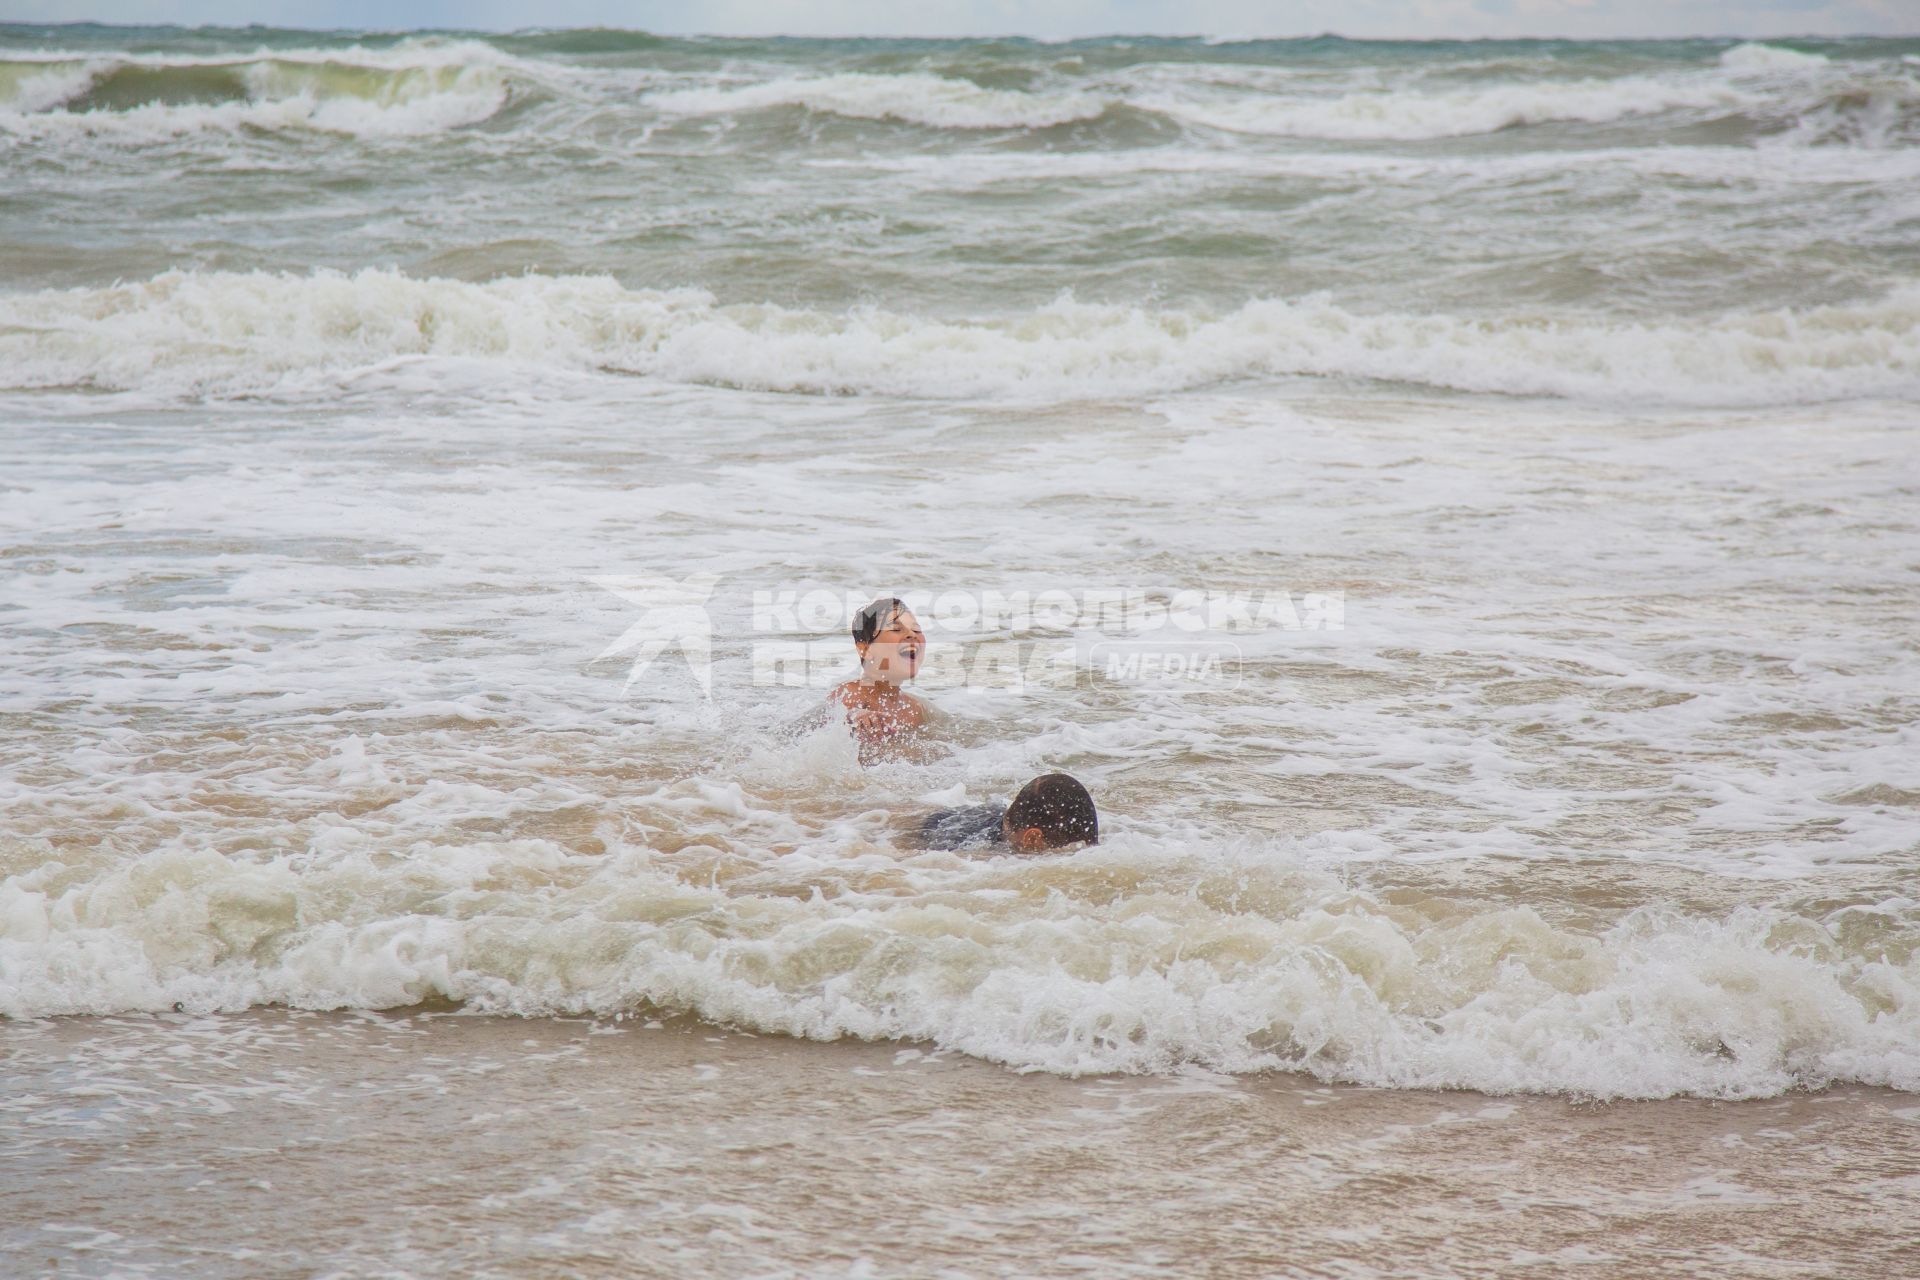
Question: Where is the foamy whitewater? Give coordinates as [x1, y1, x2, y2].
[3, 25, 1919, 1107]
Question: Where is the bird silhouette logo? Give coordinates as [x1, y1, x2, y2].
[591, 573, 721, 698]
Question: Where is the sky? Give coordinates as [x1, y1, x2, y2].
[1, 0, 1914, 40]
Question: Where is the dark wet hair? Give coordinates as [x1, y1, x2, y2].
[852, 596, 907, 646]
[1004, 773, 1099, 848]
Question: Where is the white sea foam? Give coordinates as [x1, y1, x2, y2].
[1141, 74, 1754, 140]
[0, 40, 1900, 148]
[1720, 42, 1832, 74]
[645, 65, 1773, 141]
[0, 832, 1913, 1099]
[3, 269, 1917, 406]
[630, 54, 1905, 145]
[0, 58, 109, 114]
[645, 71, 1110, 130]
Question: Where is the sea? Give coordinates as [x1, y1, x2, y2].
[1, 23, 1917, 1278]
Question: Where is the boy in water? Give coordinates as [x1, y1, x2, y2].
[831, 596, 930, 759]
[916, 773, 1099, 853]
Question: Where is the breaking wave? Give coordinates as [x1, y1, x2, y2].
[0, 40, 522, 138]
[1, 829, 1914, 1099]
[1140, 74, 1754, 141]
[636, 44, 1916, 144]
[646, 71, 1110, 130]
[0, 37, 1911, 147]
[643, 67, 1747, 141]
[3, 268, 1917, 405]
[1719, 41, 1832, 74]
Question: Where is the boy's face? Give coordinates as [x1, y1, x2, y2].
[857, 607, 924, 683]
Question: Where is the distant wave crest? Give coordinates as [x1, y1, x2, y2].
[0, 37, 1912, 146]
[639, 43, 1915, 145]
[646, 71, 1111, 130]
[3, 269, 1917, 406]
[1141, 74, 1749, 141]
[1719, 41, 1832, 73]
[0, 40, 520, 138]
[646, 68, 1750, 142]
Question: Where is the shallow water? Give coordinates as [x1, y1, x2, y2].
[3, 25, 1919, 1109]
[5, 1011, 1918, 1279]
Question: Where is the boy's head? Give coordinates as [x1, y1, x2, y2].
[851, 595, 924, 684]
[1002, 773, 1099, 853]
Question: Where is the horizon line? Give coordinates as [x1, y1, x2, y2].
[0, 20, 1909, 42]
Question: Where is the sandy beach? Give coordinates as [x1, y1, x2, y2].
[6, 1010, 1917, 1279]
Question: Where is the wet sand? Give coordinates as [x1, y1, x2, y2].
[4, 1011, 1915, 1279]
